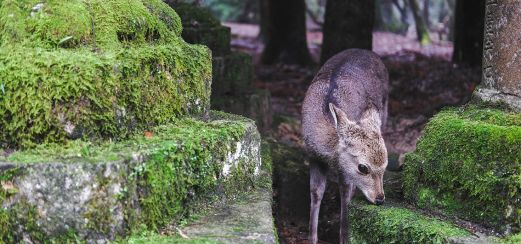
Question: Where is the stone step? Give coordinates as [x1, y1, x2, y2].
[212, 89, 273, 133]
[403, 105, 521, 234]
[0, 112, 262, 243]
[121, 141, 276, 244]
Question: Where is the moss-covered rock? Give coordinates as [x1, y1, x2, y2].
[0, 0, 212, 148]
[403, 105, 521, 234]
[0, 113, 262, 242]
[348, 200, 471, 243]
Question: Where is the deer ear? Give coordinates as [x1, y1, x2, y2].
[329, 103, 356, 130]
[360, 107, 382, 132]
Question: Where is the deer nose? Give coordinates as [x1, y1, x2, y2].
[375, 194, 385, 205]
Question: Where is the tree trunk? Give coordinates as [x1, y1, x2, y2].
[260, 0, 311, 65]
[423, 0, 430, 27]
[409, 0, 431, 45]
[452, 0, 485, 67]
[320, 0, 374, 64]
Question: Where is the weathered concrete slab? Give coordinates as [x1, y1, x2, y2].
[0, 113, 262, 243]
[181, 187, 276, 244]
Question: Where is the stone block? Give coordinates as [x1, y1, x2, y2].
[0, 113, 262, 242]
[212, 52, 254, 96]
[212, 89, 273, 132]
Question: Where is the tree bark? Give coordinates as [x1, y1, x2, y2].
[320, 0, 374, 64]
[423, 0, 430, 27]
[452, 0, 485, 67]
[409, 0, 431, 45]
[260, 0, 312, 65]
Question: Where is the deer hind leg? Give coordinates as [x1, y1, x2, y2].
[309, 160, 327, 244]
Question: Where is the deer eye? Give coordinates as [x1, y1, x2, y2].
[358, 164, 369, 175]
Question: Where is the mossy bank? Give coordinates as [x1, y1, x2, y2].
[403, 105, 521, 234]
[0, 0, 212, 148]
[0, 113, 262, 242]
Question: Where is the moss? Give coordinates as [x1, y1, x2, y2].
[348, 200, 470, 243]
[403, 105, 521, 233]
[0, 0, 212, 149]
[0, 0, 182, 49]
[501, 233, 521, 244]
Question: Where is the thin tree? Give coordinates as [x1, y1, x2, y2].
[260, 0, 312, 65]
[409, 0, 431, 45]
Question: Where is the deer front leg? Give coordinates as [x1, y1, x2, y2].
[339, 182, 355, 244]
[309, 161, 327, 244]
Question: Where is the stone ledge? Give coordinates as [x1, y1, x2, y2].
[474, 87, 521, 113]
[348, 199, 473, 243]
[0, 113, 261, 243]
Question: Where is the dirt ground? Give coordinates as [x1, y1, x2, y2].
[225, 22, 482, 243]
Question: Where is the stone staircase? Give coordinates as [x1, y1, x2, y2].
[168, 2, 273, 133]
[0, 1, 275, 243]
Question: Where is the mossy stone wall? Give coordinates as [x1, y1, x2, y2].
[403, 105, 521, 234]
[0, 0, 212, 148]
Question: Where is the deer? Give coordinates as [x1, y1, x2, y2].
[302, 49, 389, 244]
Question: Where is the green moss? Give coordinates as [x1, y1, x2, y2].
[0, 0, 182, 49]
[123, 230, 221, 243]
[0, 0, 211, 149]
[348, 200, 470, 243]
[403, 105, 521, 233]
[501, 233, 521, 244]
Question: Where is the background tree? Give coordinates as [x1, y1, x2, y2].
[320, 0, 375, 64]
[260, 0, 311, 65]
[409, 0, 431, 45]
[452, 0, 485, 67]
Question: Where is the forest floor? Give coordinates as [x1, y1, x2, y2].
[225, 22, 482, 243]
